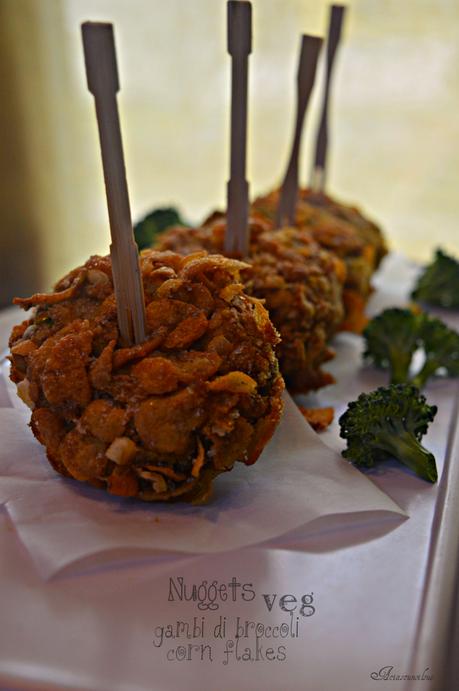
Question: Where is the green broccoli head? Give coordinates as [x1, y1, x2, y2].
[412, 316, 459, 389]
[363, 308, 422, 384]
[411, 248, 459, 309]
[339, 384, 438, 482]
[363, 307, 459, 389]
[134, 207, 186, 250]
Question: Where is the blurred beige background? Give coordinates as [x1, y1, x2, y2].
[1, 0, 458, 307]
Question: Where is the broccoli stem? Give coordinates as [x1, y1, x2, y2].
[377, 430, 438, 482]
[389, 350, 412, 384]
[411, 360, 440, 390]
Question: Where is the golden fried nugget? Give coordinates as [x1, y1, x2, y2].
[9, 251, 284, 502]
[253, 188, 387, 334]
[156, 219, 344, 393]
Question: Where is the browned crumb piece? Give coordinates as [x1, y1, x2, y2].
[298, 405, 334, 432]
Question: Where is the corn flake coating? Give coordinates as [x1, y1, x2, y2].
[9, 251, 284, 503]
[299, 188, 388, 269]
[253, 189, 388, 333]
[155, 219, 345, 393]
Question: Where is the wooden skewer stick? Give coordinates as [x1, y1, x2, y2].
[276, 35, 322, 228]
[224, 0, 252, 257]
[82, 22, 146, 346]
[310, 4, 346, 192]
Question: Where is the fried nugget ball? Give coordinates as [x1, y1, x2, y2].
[299, 188, 388, 268]
[155, 218, 345, 393]
[253, 189, 388, 333]
[9, 251, 284, 503]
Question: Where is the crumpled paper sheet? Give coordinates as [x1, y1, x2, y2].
[0, 386, 405, 580]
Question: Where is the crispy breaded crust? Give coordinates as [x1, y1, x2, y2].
[156, 219, 345, 393]
[253, 188, 387, 333]
[9, 251, 284, 502]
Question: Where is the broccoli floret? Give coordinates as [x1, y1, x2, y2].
[363, 308, 422, 384]
[411, 248, 459, 309]
[364, 308, 459, 389]
[134, 207, 186, 250]
[411, 316, 459, 389]
[339, 384, 438, 482]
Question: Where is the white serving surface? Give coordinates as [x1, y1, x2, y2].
[1, 255, 458, 691]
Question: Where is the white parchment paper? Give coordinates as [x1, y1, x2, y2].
[0, 386, 405, 579]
